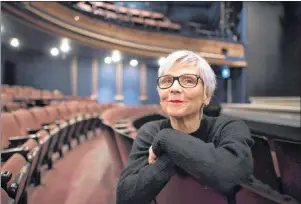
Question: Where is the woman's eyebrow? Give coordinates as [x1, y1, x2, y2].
[164, 72, 198, 76]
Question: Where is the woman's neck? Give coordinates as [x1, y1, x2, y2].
[170, 112, 202, 134]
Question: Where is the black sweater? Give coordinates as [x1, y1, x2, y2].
[116, 115, 254, 204]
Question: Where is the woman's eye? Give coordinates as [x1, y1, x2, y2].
[162, 78, 172, 84]
[183, 78, 194, 84]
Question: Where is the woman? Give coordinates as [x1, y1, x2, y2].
[116, 50, 254, 204]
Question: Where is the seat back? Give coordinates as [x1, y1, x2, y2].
[236, 177, 298, 204]
[53, 90, 64, 99]
[44, 106, 60, 122]
[77, 102, 88, 114]
[41, 90, 54, 99]
[21, 139, 40, 188]
[1, 113, 26, 149]
[65, 101, 80, 117]
[30, 107, 51, 125]
[3, 101, 21, 112]
[251, 135, 281, 191]
[133, 114, 166, 129]
[87, 103, 99, 115]
[1, 93, 14, 103]
[29, 89, 42, 99]
[1, 188, 10, 204]
[1, 154, 27, 188]
[56, 103, 71, 119]
[13, 109, 41, 132]
[156, 174, 228, 204]
[273, 139, 301, 203]
[22, 139, 39, 155]
[114, 132, 133, 167]
[237, 186, 288, 204]
[102, 125, 123, 177]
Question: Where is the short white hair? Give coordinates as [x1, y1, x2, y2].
[158, 50, 217, 97]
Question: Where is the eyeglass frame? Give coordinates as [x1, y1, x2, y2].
[157, 74, 204, 89]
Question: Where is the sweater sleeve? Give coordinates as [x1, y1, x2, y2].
[152, 120, 254, 193]
[116, 121, 176, 204]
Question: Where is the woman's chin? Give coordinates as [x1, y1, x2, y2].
[166, 108, 186, 118]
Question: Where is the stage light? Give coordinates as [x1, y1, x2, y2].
[62, 38, 69, 44]
[112, 50, 121, 62]
[10, 38, 20, 48]
[60, 43, 70, 53]
[130, 59, 138, 67]
[50, 47, 60, 56]
[221, 65, 230, 79]
[104, 56, 112, 64]
[60, 38, 70, 53]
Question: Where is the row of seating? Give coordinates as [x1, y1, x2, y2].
[1, 84, 93, 112]
[1, 85, 64, 100]
[102, 104, 165, 126]
[0, 98, 121, 204]
[99, 105, 301, 203]
[1, 84, 66, 112]
[74, 1, 181, 31]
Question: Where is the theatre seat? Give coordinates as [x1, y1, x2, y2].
[1, 188, 12, 204]
[156, 174, 229, 204]
[132, 114, 166, 129]
[44, 106, 66, 155]
[144, 19, 157, 27]
[237, 176, 298, 204]
[273, 139, 301, 203]
[13, 109, 41, 131]
[102, 125, 123, 177]
[10, 110, 50, 185]
[1, 113, 25, 149]
[21, 138, 41, 187]
[53, 103, 73, 154]
[13, 109, 53, 171]
[64, 101, 83, 144]
[250, 134, 282, 192]
[114, 131, 133, 167]
[1, 153, 30, 204]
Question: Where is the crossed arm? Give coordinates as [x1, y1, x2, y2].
[116, 120, 254, 204]
[116, 122, 177, 204]
[151, 120, 254, 193]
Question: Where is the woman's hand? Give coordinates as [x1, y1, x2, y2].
[148, 146, 157, 165]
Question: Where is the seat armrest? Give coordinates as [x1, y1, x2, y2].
[27, 128, 40, 135]
[1, 147, 29, 162]
[1, 171, 12, 186]
[55, 120, 61, 126]
[8, 134, 38, 148]
[42, 124, 51, 131]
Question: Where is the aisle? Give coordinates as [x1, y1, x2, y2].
[28, 130, 118, 204]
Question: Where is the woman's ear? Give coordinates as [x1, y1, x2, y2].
[202, 90, 211, 106]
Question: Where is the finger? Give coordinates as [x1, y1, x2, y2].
[148, 157, 152, 164]
[149, 159, 156, 165]
[148, 156, 156, 164]
[150, 153, 156, 160]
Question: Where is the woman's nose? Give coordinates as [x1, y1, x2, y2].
[170, 80, 182, 93]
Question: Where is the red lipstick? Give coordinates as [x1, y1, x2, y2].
[169, 100, 183, 104]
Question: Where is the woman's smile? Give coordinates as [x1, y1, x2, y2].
[168, 100, 184, 104]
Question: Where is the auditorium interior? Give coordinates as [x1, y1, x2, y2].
[1, 1, 300, 204]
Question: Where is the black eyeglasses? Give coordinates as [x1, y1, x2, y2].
[157, 74, 203, 89]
